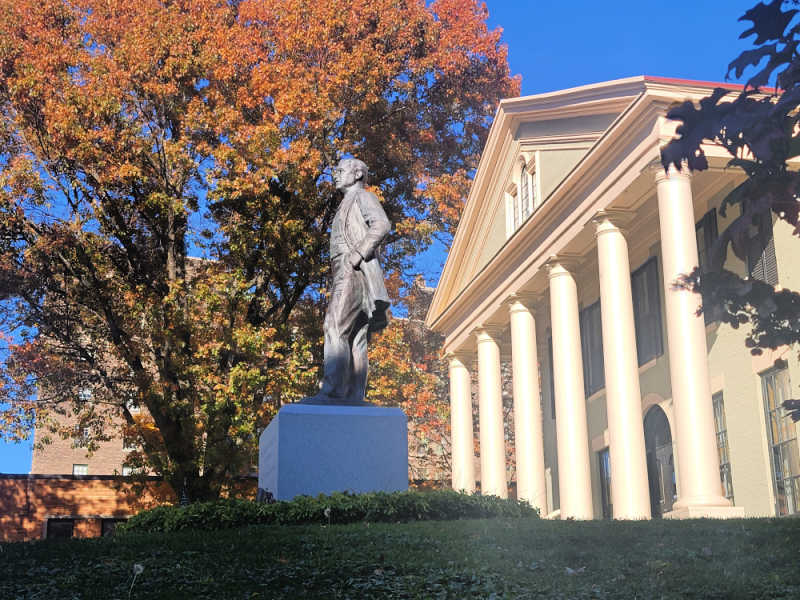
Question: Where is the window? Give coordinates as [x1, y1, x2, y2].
[696, 209, 719, 274]
[46, 518, 74, 540]
[101, 518, 126, 537]
[762, 368, 800, 516]
[696, 209, 722, 323]
[72, 464, 88, 476]
[122, 434, 137, 451]
[598, 448, 612, 519]
[508, 158, 536, 237]
[712, 392, 734, 503]
[746, 211, 778, 285]
[519, 162, 530, 223]
[631, 258, 663, 365]
[547, 334, 555, 419]
[74, 425, 90, 446]
[579, 300, 604, 396]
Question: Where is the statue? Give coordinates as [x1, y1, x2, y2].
[303, 158, 391, 405]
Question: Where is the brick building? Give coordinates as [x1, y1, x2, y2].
[29, 411, 130, 477]
[0, 398, 171, 542]
[0, 474, 173, 542]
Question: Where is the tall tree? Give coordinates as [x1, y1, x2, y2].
[660, 0, 800, 415]
[0, 0, 518, 498]
[661, 2, 800, 349]
[368, 276, 451, 481]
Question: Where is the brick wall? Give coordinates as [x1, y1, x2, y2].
[30, 434, 128, 476]
[0, 475, 174, 542]
[30, 411, 128, 476]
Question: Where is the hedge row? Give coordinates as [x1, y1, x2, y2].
[118, 490, 539, 534]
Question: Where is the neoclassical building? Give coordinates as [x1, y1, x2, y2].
[426, 77, 800, 519]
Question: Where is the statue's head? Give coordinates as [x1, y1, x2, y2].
[332, 158, 368, 191]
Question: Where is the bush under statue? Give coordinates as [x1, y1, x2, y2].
[258, 158, 408, 501]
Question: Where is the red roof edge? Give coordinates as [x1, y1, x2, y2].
[643, 75, 778, 95]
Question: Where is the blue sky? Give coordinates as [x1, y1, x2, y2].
[412, 0, 758, 288]
[0, 0, 760, 474]
[486, 0, 756, 96]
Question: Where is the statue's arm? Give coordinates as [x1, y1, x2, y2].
[354, 191, 391, 262]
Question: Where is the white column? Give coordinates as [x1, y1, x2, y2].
[448, 352, 476, 493]
[476, 327, 508, 498]
[508, 295, 547, 512]
[546, 258, 593, 519]
[655, 166, 735, 517]
[594, 211, 651, 519]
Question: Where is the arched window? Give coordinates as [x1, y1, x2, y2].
[519, 161, 529, 223]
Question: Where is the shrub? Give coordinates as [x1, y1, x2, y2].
[118, 490, 538, 534]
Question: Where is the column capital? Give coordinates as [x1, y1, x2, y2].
[475, 325, 505, 343]
[445, 349, 474, 367]
[653, 162, 692, 184]
[592, 209, 636, 236]
[507, 291, 542, 314]
[542, 254, 582, 279]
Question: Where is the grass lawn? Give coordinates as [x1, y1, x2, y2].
[2, 517, 800, 599]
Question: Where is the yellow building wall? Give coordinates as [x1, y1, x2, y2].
[475, 200, 508, 273]
[471, 147, 592, 289]
[538, 148, 588, 201]
[538, 188, 798, 518]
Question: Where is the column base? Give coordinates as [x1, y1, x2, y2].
[663, 505, 745, 519]
[451, 481, 476, 495]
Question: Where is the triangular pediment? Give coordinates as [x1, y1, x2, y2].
[427, 77, 646, 329]
[426, 76, 739, 338]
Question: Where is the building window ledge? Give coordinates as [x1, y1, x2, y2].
[586, 389, 606, 404]
[637, 356, 659, 375]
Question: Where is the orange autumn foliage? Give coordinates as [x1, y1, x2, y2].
[0, 0, 517, 498]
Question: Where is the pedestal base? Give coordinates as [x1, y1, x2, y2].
[259, 403, 408, 501]
[663, 505, 745, 519]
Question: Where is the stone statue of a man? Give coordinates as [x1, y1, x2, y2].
[303, 158, 391, 405]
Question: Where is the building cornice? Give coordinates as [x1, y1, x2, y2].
[427, 76, 761, 349]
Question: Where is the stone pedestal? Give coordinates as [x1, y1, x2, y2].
[258, 403, 408, 501]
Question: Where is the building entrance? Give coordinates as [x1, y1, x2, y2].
[644, 405, 676, 517]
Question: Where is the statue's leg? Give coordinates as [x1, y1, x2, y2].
[318, 261, 363, 401]
[348, 314, 370, 403]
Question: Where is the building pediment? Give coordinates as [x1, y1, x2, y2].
[425, 76, 742, 340]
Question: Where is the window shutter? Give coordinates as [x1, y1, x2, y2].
[548, 335, 555, 419]
[747, 211, 778, 286]
[645, 260, 663, 361]
[696, 209, 720, 323]
[580, 309, 590, 396]
[520, 162, 530, 221]
[592, 304, 602, 393]
[763, 231, 778, 286]
[580, 301, 604, 396]
[696, 208, 718, 274]
[632, 258, 663, 365]
[505, 193, 514, 238]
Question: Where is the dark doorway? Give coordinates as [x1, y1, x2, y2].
[644, 406, 676, 518]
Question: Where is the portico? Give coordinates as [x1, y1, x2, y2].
[426, 77, 747, 519]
